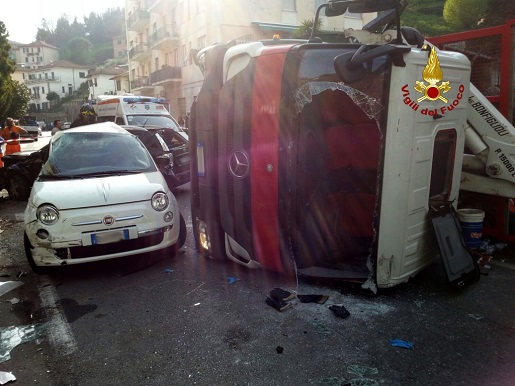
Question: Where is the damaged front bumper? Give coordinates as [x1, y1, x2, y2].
[25, 223, 176, 267]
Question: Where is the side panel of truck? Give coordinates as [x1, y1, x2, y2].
[377, 49, 471, 287]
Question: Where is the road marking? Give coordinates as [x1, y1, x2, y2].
[38, 281, 78, 355]
[489, 260, 515, 271]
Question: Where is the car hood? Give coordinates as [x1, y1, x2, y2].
[30, 172, 170, 209]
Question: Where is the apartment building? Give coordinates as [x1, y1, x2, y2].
[124, 0, 373, 119]
[86, 65, 130, 100]
[14, 40, 60, 69]
[9, 41, 92, 110]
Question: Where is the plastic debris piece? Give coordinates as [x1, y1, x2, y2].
[0, 324, 46, 363]
[329, 304, 350, 319]
[164, 268, 173, 273]
[0, 282, 23, 298]
[468, 313, 484, 320]
[269, 288, 296, 301]
[350, 379, 379, 386]
[316, 377, 346, 386]
[0, 371, 16, 385]
[312, 320, 331, 334]
[390, 339, 413, 349]
[16, 271, 26, 279]
[298, 294, 329, 304]
[265, 297, 292, 312]
[347, 365, 379, 377]
[495, 242, 507, 251]
[6, 298, 19, 305]
[227, 276, 239, 284]
[414, 300, 425, 308]
[276, 346, 284, 354]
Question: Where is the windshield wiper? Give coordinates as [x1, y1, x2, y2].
[75, 170, 142, 177]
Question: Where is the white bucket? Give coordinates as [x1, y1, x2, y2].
[456, 209, 485, 248]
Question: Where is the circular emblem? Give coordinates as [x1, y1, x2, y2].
[228, 150, 250, 179]
[103, 216, 115, 226]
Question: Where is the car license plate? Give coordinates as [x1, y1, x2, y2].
[91, 229, 129, 245]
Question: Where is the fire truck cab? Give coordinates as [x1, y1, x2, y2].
[190, 0, 479, 290]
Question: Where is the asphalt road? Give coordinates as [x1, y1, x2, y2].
[1, 133, 515, 385]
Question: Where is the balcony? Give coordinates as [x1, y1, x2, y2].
[25, 76, 61, 84]
[131, 76, 154, 93]
[147, 0, 176, 14]
[148, 26, 179, 51]
[150, 66, 181, 86]
[127, 9, 150, 31]
[129, 43, 151, 61]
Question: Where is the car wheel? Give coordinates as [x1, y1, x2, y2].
[7, 174, 31, 201]
[24, 233, 50, 274]
[177, 212, 187, 249]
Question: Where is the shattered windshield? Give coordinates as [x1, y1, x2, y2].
[127, 115, 180, 129]
[40, 132, 156, 177]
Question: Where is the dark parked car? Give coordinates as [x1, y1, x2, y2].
[0, 124, 190, 201]
[0, 147, 47, 200]
[122, 125, 191, 189]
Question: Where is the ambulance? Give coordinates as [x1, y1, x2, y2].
[94, 95, 181, 130]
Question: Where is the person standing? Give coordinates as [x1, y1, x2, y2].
[0, 118, 27, 155]
[51, 119, 63, 135]
[70, 103, 97, 128]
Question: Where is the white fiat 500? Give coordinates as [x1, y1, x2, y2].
[24, 122, 186, 273]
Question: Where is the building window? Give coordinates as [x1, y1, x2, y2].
[116, 80, 121, 91]
[182, 45, 187, 66]
[79, 72, 86, 78]
[282, 0, 295, 11]
[198, 35, 206, 49]
[62, 86, 65, 93]
[42, 87, 45, 94]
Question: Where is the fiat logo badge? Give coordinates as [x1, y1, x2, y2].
[103, 216, 115, 225]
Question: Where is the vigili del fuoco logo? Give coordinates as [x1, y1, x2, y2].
[402, 46, 465, 116]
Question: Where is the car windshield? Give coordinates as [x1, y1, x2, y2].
[40, 132, 157, 177]
[127, 115, 180, 129]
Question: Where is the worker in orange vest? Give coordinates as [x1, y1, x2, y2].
[0, 118, 27, 155]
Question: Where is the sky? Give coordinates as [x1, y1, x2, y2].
[2, 0, 125, 44]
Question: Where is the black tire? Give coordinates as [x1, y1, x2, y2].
[177, 212, 187, 249]
[8, 174, 31, 201]
[24, 232, 50, 274]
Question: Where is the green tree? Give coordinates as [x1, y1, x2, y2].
[7, 80, 32, 118]
[482, 0, 515, 27]
[0, 21, 16, 121]
[67, 37, 93, 65]
[443, 0, 488, 31]
[46, 91, 60, 107]
[294, 19, 323, 38]
[84, 12, 105, 44]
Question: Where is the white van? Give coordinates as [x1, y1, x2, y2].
[94, 95, 181, 130]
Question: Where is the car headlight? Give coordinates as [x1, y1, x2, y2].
[151, 192, 169, 211]
[37, 205, 59, 225]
